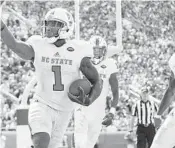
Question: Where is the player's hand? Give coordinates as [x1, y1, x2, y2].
[68, 86, 90, 106]
[102, 113, 114, 127]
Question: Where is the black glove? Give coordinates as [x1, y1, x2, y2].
[68, 86, 90, 106]
[154, 115, 162, 129]
[102, 113, 114, 127]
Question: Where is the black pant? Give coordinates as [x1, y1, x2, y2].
[136, 124, 156, 148]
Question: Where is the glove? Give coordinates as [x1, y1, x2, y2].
[102, 113, 114, 127]
[68, 86, 90, 106]
[124, 131, 136, 143]
[154, 115, 162, 129]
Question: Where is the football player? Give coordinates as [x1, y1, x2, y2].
[73, 36, 119, 148]
[151, 53, 175, 148]
[1, 8, 101, 148]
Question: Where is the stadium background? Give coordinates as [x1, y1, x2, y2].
[1, 0, 175, 148]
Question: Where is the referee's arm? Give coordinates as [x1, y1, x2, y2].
[129, 102, 138, 131]
[154, 102, 159, 115]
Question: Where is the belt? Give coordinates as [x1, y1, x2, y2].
[138, 123, 152, 127]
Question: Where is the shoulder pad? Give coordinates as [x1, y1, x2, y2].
[68, 39, 93, 58]
[69, 39, 91, 47]
[105, 58, 117, 66]
[26, 35, 42, 44]
[107, 58, 116, 63]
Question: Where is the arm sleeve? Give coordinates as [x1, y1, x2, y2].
[26, 35, 41, 61]
[26, 35, 41, 49]
[154, 103, 158, 112]
[132, 102, 138, 116]
[108, 59, 118, 75]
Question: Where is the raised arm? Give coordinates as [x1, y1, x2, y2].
[1, 19, 34, 60]
[79, 57, 102, 105]
[129, 102, 138, 131]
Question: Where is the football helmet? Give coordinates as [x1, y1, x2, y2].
[89, 36, 107, 65]
[42, 8, 74, 43]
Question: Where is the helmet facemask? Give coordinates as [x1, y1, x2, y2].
[90, 36, 107, 65]
[93, 46, 107, 64]
[42, 20, 69, 43]
[42, 8, 74, 43]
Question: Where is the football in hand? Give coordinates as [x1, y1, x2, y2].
[69, 79, 91, 96]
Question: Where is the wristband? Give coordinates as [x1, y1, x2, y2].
[155, 115, 162, 119]
[109, 107, 116, 115]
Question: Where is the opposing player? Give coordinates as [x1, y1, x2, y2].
[151, 53, 175, 148]
[1, 8, 101, 148]
[73, 36, 119, 148]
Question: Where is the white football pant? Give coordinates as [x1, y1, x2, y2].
[151, 108, 175, 148]
[74, 107, 104, 148]
[28, 101, 73, 148]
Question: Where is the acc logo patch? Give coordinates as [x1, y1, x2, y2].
[101, 65, 106, 69]
[67, 47, 74, 52]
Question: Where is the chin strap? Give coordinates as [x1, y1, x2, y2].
[92, 57, 103, 65]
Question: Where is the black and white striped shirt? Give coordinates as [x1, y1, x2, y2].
[132, 100, 158, 125]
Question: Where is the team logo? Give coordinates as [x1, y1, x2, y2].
[54, 52, 60, 57]
[77, 108, 82, 112]
[48, 11, 55, 19]
[67, 47, 74, 52]
[101, 65, 106, 68]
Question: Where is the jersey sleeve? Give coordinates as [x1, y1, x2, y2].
[107, 58, 118, 75]
[26, 35, 42, 50]
[81, 41, 94, 58]
[26, 35, 42, 62]
[168, 53, 175, 75]
[132, 101, 138, 116]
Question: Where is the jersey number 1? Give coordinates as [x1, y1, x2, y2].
[52, 66, 64, 91]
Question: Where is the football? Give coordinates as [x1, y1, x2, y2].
[69, 79, 91, 96]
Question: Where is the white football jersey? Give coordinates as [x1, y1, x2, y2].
[168, 53, 175, 75]
[83, 58, 117, 117]
[27, 35, 93, 111]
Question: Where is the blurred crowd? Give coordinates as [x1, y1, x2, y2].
[1, 1, 174, 132]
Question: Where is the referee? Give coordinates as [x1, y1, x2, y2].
[129, 87, 158, 148]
